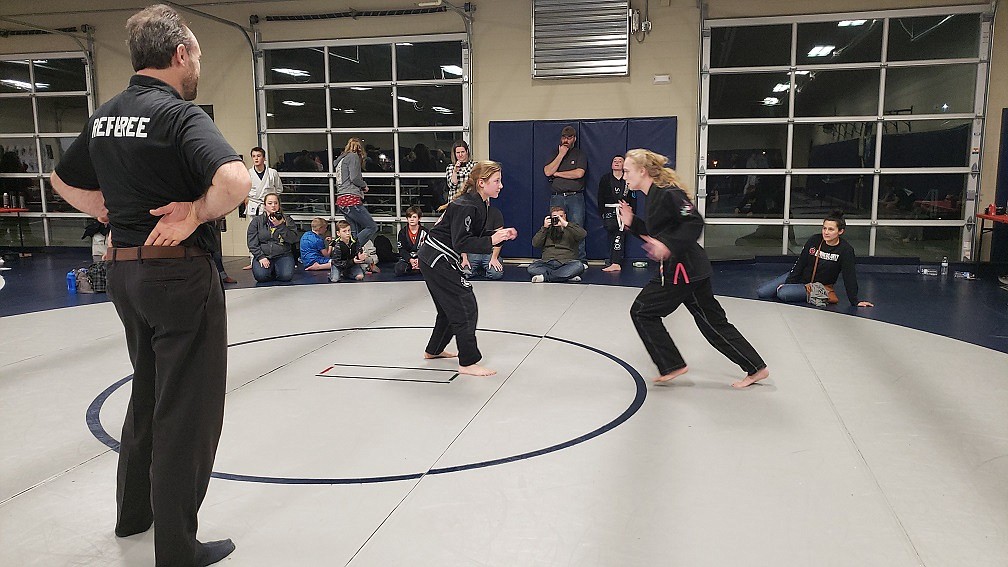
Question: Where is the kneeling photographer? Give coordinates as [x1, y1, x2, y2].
[528, 206, 587, 283]
[247, 192, 299, 283]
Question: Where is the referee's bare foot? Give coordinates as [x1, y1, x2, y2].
[654, 366, 688, 383]
[732, 367, 770, 389]
[424, 350, 457, 359]
[459, 363, 496, 376]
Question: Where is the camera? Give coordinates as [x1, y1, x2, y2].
[550, 215, 559, 226]
[269, 210, 284, 221]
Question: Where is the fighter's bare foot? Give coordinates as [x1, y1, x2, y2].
[241, 264, 252, 270]
[424, 350, 458, 359]
[458, 363, 496, 376]
[654, 366, 689, 383]
[732, 367, 770, 389]
[602, 264, 621, 272]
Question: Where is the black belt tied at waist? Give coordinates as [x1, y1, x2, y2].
[109, 246, 209, 262]
[554, 191, 582, 196]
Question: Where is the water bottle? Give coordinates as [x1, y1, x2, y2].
[940, 256, 949, 277]
[67, 270, 77, 293]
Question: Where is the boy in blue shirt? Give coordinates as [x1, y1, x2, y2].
[300, 217, 332, 271]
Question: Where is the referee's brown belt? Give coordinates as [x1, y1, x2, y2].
[109, 246, 209, 262]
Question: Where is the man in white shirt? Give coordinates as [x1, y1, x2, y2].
[243, 146, 283, 269]
[245, 146, 283, 216]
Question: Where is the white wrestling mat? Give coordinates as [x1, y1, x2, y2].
[1, 281, 1006, 566]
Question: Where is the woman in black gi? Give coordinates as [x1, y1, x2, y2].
[419, 161, 518, 376]
[619, 149, 770, 388]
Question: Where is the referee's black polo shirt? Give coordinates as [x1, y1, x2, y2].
[55, 74, 241, 251]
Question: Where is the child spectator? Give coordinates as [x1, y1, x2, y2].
[300, 217, 332, 271]
[329, 220, 367, 282]
[396, 206, 427, 276]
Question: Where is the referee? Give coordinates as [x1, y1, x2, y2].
[51, 5, 250, 566]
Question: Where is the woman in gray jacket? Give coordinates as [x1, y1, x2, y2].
[247, 192, 299, 282]
[334, 137, 379, 247]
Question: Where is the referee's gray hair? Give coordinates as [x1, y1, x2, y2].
[126, 4, 194, 72]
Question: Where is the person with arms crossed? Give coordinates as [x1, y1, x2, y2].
[50, 5, 250, 565]
[543, 125, 588, 267]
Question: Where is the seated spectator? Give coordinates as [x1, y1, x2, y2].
[756, 210, 874, 308]
[528, 206, 586, 283]
[462, 204, 504, 280]
[247, 192, 299, 283]
[300, 217, 333, 271]
[395, 206, 427, 277]
[329, 220, 367, 282]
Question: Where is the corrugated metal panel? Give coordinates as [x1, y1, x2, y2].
[532, 0, 630, 79]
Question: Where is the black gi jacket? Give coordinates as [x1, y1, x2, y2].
[420, 191, 493, 269]
[626, 184, 713, 286]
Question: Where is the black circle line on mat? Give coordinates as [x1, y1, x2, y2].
[86, 326, 647, 485]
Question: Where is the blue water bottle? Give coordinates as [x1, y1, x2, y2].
[67, 270, 77, 293]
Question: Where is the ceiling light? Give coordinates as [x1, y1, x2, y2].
[807, 45, 836, 57]
[349, 86, 372, 91]
[0, 79, 42, 90]
[440, 65, 464, 76]
[332, 107, 342, 111]
[417, 0, 443, 6]
[399, 42, 413, 46]
[838, 20, 867, 27]
[761, 97, 781, 106]
[794, 70, 811, 75]
[342, 109, 356, 113]
[266, 112, 274, 117]
[281, 100, 305, 106]
[772, 83, 790, 93]
[272, 67, 310, 77]
[397, 96, 418, 103]
[432, 106, 453, 114]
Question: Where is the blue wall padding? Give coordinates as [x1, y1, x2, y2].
[490, 116, 677, 260]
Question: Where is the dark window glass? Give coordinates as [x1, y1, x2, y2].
[878, 174, 967, 220]
[396, 86, 463, 128]
[36, 97, 89, 133]
[33, 58, 87, 92]
[264, 48, 326, 85]
[704, 224, 784, 260]
[792, 122, 876, 169]
[329, 87, 393, 128]
[39, 137, 76, 173]
[0, 60, 31, 93]
[395, 41, 462, 81]
[709, 25, 791, 68]
[707, 125, 787, 170]
[790, 174, 872, 219]
[875, 225, 960, 261]
[884, 64, 976, 115]
[796, 20, 882, 65]
[709, 73, 790, 119]
[329, 44, 392, 83]
[267, 133, 328, 173]
[0, 98, 35, 132]
[398, 131, 457, 174]
[330, 132, 395, 174]
[265, 89, 327, 129]
[880, 119, 970, 168]
[887, 14, 980, 61]
[794, 69, 880, 117]
[362, 176, 398, 216]
[705, 174, 784, 219]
